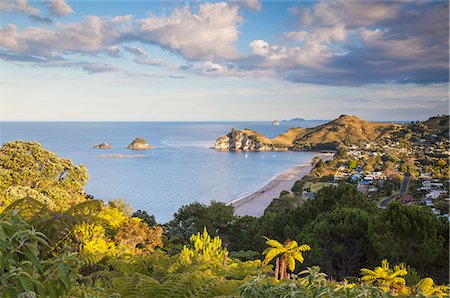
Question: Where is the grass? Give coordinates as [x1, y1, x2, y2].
[308, 182, 333, 193]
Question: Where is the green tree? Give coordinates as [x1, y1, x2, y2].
[168, 201, 236, 243]
[368, 201, 449, 282]
[291, 180, 305, 194]
[0, 214, 79, 297]
[299, 208, 372, 279]
[0, 141, 88, 211]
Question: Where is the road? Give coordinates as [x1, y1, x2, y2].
[380, 173, 409, 209]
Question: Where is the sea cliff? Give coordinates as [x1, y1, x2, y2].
[214, 128, 288, 151]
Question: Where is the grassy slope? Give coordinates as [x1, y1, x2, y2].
[235, 115, 400, 149]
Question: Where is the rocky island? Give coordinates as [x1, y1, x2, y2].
[127, 137, 154, 150]
[214, 115, 400, 151]
[93, 142, 112, 149]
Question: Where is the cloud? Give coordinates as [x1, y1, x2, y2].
[1, 2, 242, 63]
[0, 0, 53, 24]
[124, 45, 148, 59]
[0, 0, 447, 85]
[231, 0, 262, 12]
[0, 0, 39, 16]
[0, 16, 125, 57]
[47, 0, 74, 17]
[82, 63, 118, 74]
[137, 2, 242, 60]
[29, 15, 53, 24]
[232, 1, 449, 85]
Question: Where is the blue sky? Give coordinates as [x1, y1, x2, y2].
[0, 0, 448, 121]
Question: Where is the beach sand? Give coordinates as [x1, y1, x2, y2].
[231, 153, 334, 217]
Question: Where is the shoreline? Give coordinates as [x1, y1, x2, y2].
[230, 152, 334, 217]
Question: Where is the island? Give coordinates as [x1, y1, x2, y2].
[93, 142, 112, 149]
[127, 137, 154, 150]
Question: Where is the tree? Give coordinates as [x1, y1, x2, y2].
[168, 201, 235, 243]
[360, 259, 409, 295]
[132, 209, 157, 226]
[114, 217, 163, 256]
[0, 214, 79, 297]
[416, 277, 449, 298]
[299, 208, 372, 279]
[291, 180, 305, 194]
[262, 237, 310, 280]
[349, 160, 358, 170]
[0, 141, 88, 211]
[368, 201, 449, 282]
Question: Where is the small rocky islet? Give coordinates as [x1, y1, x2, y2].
[93, 142, 112, 149]
[127, 137, 154, 150]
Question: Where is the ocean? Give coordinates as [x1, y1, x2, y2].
[0, 122, 317, 222]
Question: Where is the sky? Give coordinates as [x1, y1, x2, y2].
[0, 0, 448, 121]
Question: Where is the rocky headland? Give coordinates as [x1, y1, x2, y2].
[127, 137, 154, 150]
[214, 115, 400, 152]
[214, 128, 289, 151]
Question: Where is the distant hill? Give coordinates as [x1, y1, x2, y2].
[280, 118, 330, 128]
[215, 115, 401, 151]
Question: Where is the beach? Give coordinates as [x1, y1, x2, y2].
[231, 153, 334, 217]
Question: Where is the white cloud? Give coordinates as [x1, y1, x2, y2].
[248, 40, 270, 56]
[0, 16, 124, 57]
[231, 0, 262, 12]
[47, 0, 73, 17]
[124, 45, 148, 59]
[137, 2, 242, 60]
[0, 0, 39, 16]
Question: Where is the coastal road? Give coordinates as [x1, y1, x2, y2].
[380, 173, 409, 209]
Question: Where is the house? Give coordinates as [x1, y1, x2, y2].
[363, 176, 374, 182]
[426, 190, 447, 199]
[302, 192, 315, 200]
[351, 174, 361, 181]
[431, 208, 441, 215]
[424, 198, 434, 207]
[400, 195, 413, 205]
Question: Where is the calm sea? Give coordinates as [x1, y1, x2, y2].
[0, 122, 317, 222]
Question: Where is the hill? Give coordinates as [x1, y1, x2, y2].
[421, 115, 449, 135]
[290, 115, 401, 150]
[214, 115, 401, 151]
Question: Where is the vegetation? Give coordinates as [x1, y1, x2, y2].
[0, 140, 448, 297]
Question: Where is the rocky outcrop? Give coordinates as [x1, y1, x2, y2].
[214, 129, 288, 152]
[127, 137, 154, 150]
[93, 142, 112, 149]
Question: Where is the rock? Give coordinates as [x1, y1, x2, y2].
[214, 128, 288, 152]
[93, 142, 112, 149]
[127, 137, 154, 150]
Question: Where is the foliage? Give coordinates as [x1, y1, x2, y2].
[114, 217, 164, 256]
[368, 201, 449, 282]
[0, 214, 79, 297]
[262, 237, 310, 280]
[132, 209, 157, 226]
[299, 208, 372, 279]
[360, 259, 409, 295]
[0, 141, 88, 211]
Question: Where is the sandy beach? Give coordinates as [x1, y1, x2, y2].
[231, 153, 334, 217]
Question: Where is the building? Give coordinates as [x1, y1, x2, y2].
[400, 195, 413, 205]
